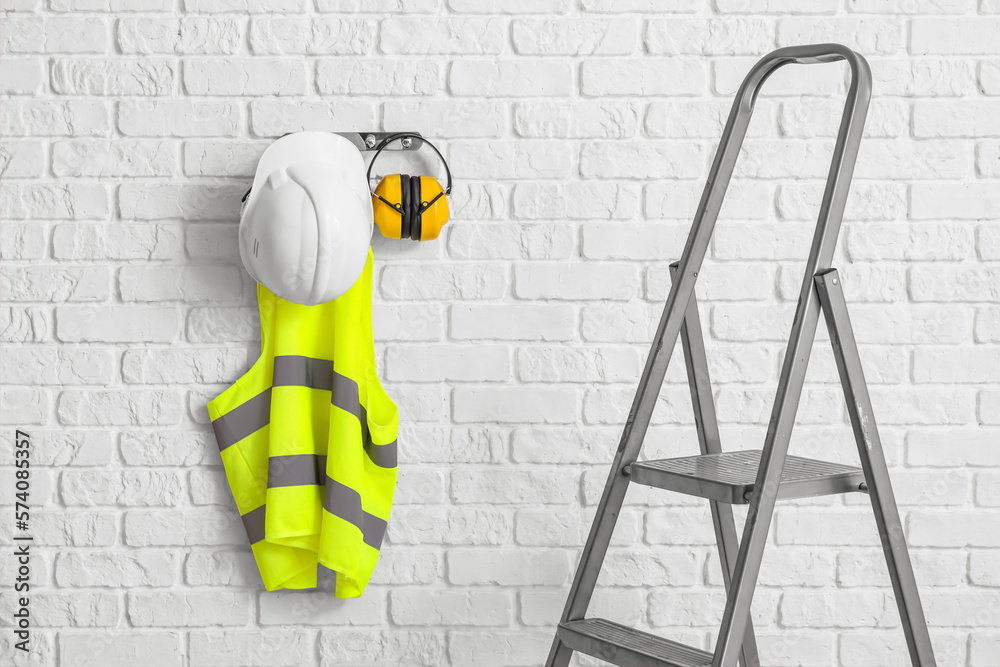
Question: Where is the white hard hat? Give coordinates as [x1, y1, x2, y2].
[239, 131, 373, 306]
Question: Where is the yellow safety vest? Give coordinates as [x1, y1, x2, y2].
[207, 248, 398, 598]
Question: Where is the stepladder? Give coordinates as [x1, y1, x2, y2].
[547, 44, 938, 667]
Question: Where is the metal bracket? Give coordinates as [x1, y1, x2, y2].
[336, 132, 424, 152]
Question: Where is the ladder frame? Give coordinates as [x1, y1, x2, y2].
[547, 43, 937, 667]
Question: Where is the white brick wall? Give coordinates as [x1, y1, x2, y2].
[1, 2, 999, 666]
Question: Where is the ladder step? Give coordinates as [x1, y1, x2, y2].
[559, 618, 712, 667]
[630, 449, 865, 504]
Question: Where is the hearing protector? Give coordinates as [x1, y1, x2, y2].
[368, 133, 452, 242]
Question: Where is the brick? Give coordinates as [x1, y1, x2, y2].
[52, 58, 174, 95]
[517, 346, 643, 383]
[60, 632, 181, 667]
[0, 430, 110, 467]
[321, 0, 438, 9]
[119, 265, 242, 303]
[451, 304, 575, 341]
[580, 141, 703, 179]
[184, 59, 306, 96]
[780, 590, 897, 629]
[521, 588, 645, 627]
[913, 348, 1000, 383]
[776, 509, 881, 546]
[184, 550, 259, 586]
[582, 0, 699, 10]
[62, 470, 184, 507]
[249, 100, 375, 137]
[778, 18, 903, 54]
[971, 635, 1000, 667]
[54, 223, 183, 261]
[0, 141, 45, 178]
[1, 100, 107, 137]
[646, 18, 774, 55]
[128, 591, 250, 627]
[389, 590, 512, 626]
[381, 264, 505, 300]
[319, 629, 444, 667]
[316, 59, 440, 96]
[119, 183, 245, 220]
[448, 631, 552, 667]
[912, 19, 1000, 55]
[56, 551, 177, 587]
[453, 387, 578, 424]
[381, 18, 504, 54]
[384, 100, 505, 138]
[582, 59, 705, 96]
[120, 431, 216, 467]
[0, 388, 49, 425]
[56, 305, 179, 343]
[515, 100, 641, 138]
[914, 101, 1000, 138]
[447, 550, 570, 585]
[21, 511, 116, 547]
[58, 389, 181, 426]
[911, 266, 1000, 301]
[2, 266, 110, 302]
[53, 139, 176, 177]
[909, 512, 1000, 547]
[581, 303, 656, 342]
[1, 183, 109, 219]
[119, 100, 241, 137]
[386, 344, 509, 382]
[0, 223, 45, 261]
[513, 18, 638, 55]
[514, 182, 639, 219]
[871, 58, 973, 97]
[118, 18, 242, 54]
[847, 223, 972, 261]
[450, 60, 572, 97]
[449, 141, 571, 180]
[388, 507, 513, 545]
[259, 590, 384, 625]
[0, 57, 43, 95]
[54, 0, 173, 8]
[1, 17, 108, 53]
[837, 549, 965, 588]
[249, 18, 374, 54]
[514, 263, 638, 300]
[715, 0, 835, 10]
[190, 631, 316, 667]
[0, 346, 113, 386]
[907, 430, 1000, 467]
[449, 223, 574, 260]
[183, 0, 306, 9]
[125, 508, 247, 547]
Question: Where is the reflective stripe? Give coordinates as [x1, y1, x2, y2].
[361, 512, 388, 550]
[273, 355, 333, 390]
[324, 477, 363, 531]
[366, 440, 398, 469]
[268, 454, 325, 488]
[324, 476, 388, 549]
[359, 405, 397, 469]
[242, 505, 267, 544]
[331, 371, 360, 419]
[214, 356, 395, 469]
[213, 388, 271, 451]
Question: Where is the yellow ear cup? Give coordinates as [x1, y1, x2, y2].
[372, 175, 403, 239]
[415, 176, 449, 241]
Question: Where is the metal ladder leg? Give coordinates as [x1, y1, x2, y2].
[672, 263, 760, 667]
[815, 269, 937, 666]
[710, 47, 872, 667]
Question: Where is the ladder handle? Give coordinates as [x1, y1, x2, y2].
[737, 43, 871, 111]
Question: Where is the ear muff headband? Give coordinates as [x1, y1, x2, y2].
[399, 174, 411, 241]
[367, 133, 453, 207]
[410, 175, 422, 241]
